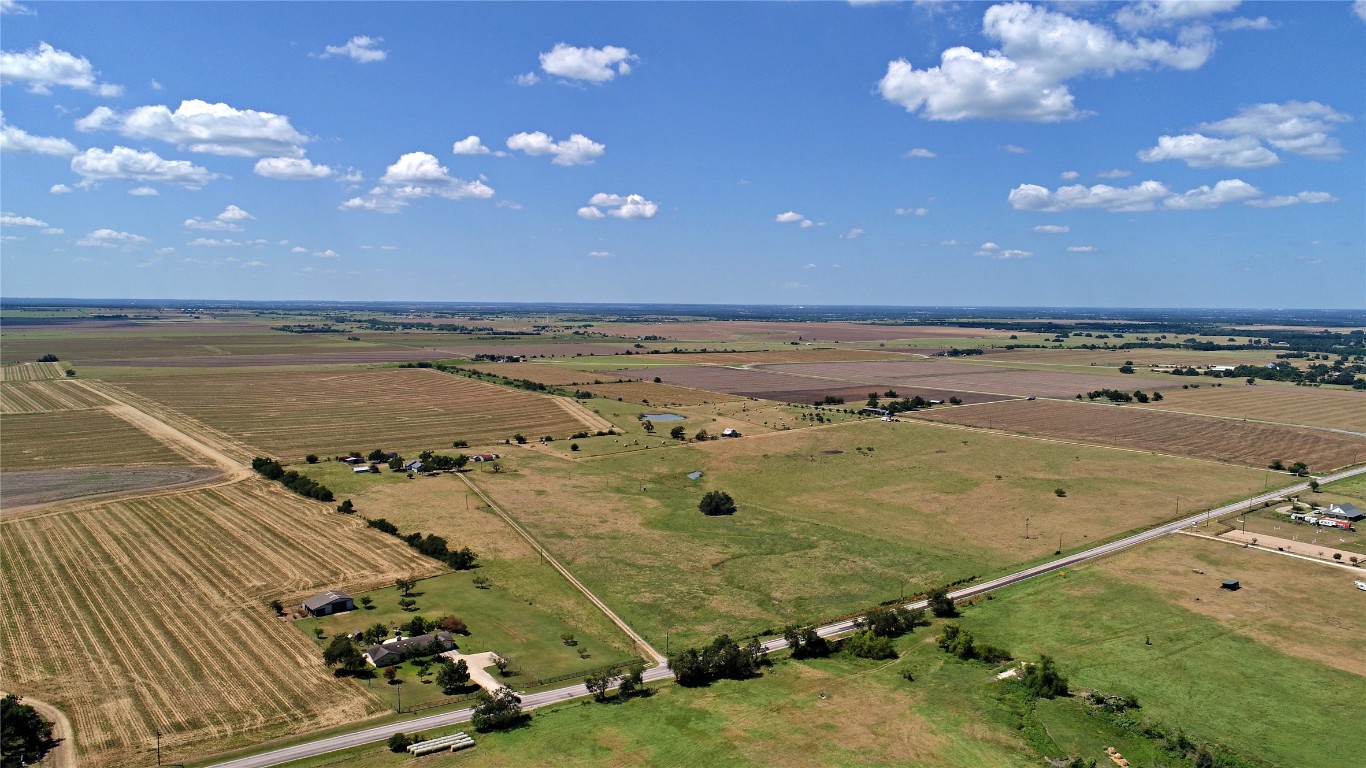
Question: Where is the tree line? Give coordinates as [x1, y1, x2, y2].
[364, 517, 478, 570]
[252, 457, 335, 502]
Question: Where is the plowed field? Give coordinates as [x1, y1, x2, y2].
[585, 381, 742, 406]
[912, 398, 1366, 470]
[116, 368, 603, 457]
[600, 321, 1013, 342]
[0, 481, 441, 768]
[1145, 386, 1366, 433]
[1, 381, 111, 413]
[0, 362, 66, 381]
[0, 410, 190, 471]
[608, 364, 1011, 405]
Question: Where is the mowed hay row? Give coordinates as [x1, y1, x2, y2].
[0, 380, 112, 413]
[116, 368, 600, 457]
[0, 410, 190, 471]
[913, 398, 1366, 470]
[1147, 386, 1366, 433]
[0, 481, 439, 767]
[586, 380, 742, 406]
[0, 361, 65, 381]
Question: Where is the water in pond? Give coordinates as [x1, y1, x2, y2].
[642, 413, 685, 421]
[687, 471, 703, 480]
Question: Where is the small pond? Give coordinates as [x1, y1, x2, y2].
[687, 471, 703, 480]
[642, 413, 686, 421]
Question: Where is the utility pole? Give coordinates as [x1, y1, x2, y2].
[1024, 517, 1030, 540]
[396, 682, 402, 714]
[156, 728, 162, 767]
[665, 632, 669, 656]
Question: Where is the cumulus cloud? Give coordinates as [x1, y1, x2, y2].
[1060, 170, 1080, 180]
[538, 43, 637, 83]
[0, 212, 47, 227]
[49, 183, 71, 194]
[77, 228, 148, 247]
[977, 244, 1032, 259]
[452, 135, 491, 155]
[344, 151, 494, 212]
[1244, 191, 1338, 208]
[1001, 144, 1028, 154]
[581, 193, 658, 220]
[840, 228, 866, 239]
[1138, 133, 1278, 168]
[313, 249, 340, 258]
[775, 211, 807, 223]
[505, 131, 605, 166]
[1096, 169, 1131, 178]
[291, 246, 308, 254]
[1220, 16, 1274, 31]
[42, 227, 63, 235]
[1007, 177, 1302, 211]
[588, 250, 613, 258]
[1164, 179, 1261, 209]
[185, 204, 254, 231]
[1032, 224, 1070, 233]
[1114, 0, 1242, 31]
[76, 99, 310, 158]
[0, 113, 77, 155]
[879, 2, 1214, 121]
[515, 72, 540, 86]
[904, 147, 936, 158]
[895, 207, 929, 216]
[254, 156, 333, 179]
[0, 42, 122, 96]
[1067, 245, 1098, 253]
[186, 237, 241, 247]
[1356, 0, 1366, 22]
[1, 1, 35, 15]
[1197, 101, 1350, 159]
[320, 35, 386, 63]
[71, 146, 218, 189]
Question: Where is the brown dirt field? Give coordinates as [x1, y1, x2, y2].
[0, 466, 222, 510]
[866, 368, 1179, 398]
[911, 398, 1366, 470]
[0, 362, 66, 381]
[585, 381, 742, 407]
[0, 410, 192, 471]
[114, 368, 603, 458]
[0, 333, 360, 363]
[0, 480, 442, 768]
[1144, 385, 1366, 433]
[975, 347, 1280, 368]
[1, 380, 112, 413]
[759, 359, 1023, 384]
[600, 321, 1015, 343]
[1097, 535, 1365, 677]
[607, 363, 1012, 405]
[90, 348, 473, 368]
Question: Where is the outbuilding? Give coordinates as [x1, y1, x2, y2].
[1323, 503, 1364, 522]
[302, 590, 354, 616]
[1220, 579, 1240, 591]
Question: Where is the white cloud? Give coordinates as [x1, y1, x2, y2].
[1010, 177, 1276, 212]
[0, 42, 122, 96]
[1220, 16, 1274, 31]
[1356, 0, 1366, 22]
[904, 147, 936, 158]
[0, 113, 77, 155]
[76, 99, 310, 158]
[582, 193, 658, 220]
[1067, 245, 1098, 253]
[939, 240, 963, 246]
[1137, 133, 1278, 168]
[128, 186, 158, 196]
[1164, 178, 1263, 209]
[538, 43, 637, 83]
[980, 242, 1000, 250]
[49, 183, 71, 195]
[977, 246, 1032, 259]
[879, 2, 1213, 122]
[254, 156, 333, 179]
[0, 213, 47, 227]
[515, 72, 540, 87]
[505, 131, 605, 166]
[840, 228, 866, 239]
[1, 1, 35, 15]
[320, 36, 387, 63]
[1115, 1, 1242, 31]
[588, 250, 613, 258]
[187, 237, 241, 247]
[150, 79, 164, 90]
[1032, 224, 1070, 233]
[71, 146, 218, 189]
[1244, 191, 1338, 208]
[185, 205, 254, 231]
[77, 228, 148, 247]
[895, 207, 929, 216]
[1001, 144, 1027, 154]
[340, 196, 404, 213]
[313, 249, 340, 258]
[244, 260, 266, 267]
[496, 200, 523, 210]
[0, 234, 23, 242]
[42, 227, 63, 235]
[1096, 169, 1131, 178]
[344, 151, 495, 212]
[577, 206, 605, 219]
[291, 246, 308, 254]
[1197, 101, 1350, 159]
[452, 135, 491, 155]
[803, 262, 817, 269]
[217, 204, 253, 221]
[1060, 170, 1080, 180]
[775, 211, 807, 224]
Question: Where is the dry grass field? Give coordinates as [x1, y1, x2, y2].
[912, 398, 1366, 470]
[1145, 385, 1366, 433]
[0, 361, 66, 381]
[608, 363, 1017, 405]
[0, 480, 442, 768]
[114, 368, 604, 458]
[0, 380, 112, 413]
[601, 320, 1014, 342]
[0, 409, 191, 471]
[875, 369, 1176, 398]
[585, 380, 742, 406]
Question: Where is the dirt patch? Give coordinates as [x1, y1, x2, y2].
[1, 466, 222, 510]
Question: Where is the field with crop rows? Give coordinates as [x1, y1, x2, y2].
[460, 362, 602, 385]
[0, 380, 112, 413]
[0, 409, 191, 471]
[1145, 385, 1366, 433]
[585, 380, 742, 406]
[912, 398, 1366, 470]
[0, 480, 441, 768]
[600, 320, 1014, 342]
[976, 347, 1280, 368]
[608, 363, 1013, 405]
[0, 331, 362, 364]
[0, 361, 66, 381]
[116, 368, 604, 458]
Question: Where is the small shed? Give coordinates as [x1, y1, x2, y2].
[302, 590, 355, 616]
[352, 465, 373, 474]
[1221, 579, 1240, 591]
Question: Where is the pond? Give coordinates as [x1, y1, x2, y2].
[687, 471, 703, 480]
[642, 413, 686, 421]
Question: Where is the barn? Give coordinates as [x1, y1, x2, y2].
[301, 590, 355, 616]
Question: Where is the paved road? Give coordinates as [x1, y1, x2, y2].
[208, 464, 1366, 768]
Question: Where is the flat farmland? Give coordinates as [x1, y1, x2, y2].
[603, 348, 917, 365]
[609, 363, 1012, 405]
[0, 480, 442, 768]
[0, 465, 222, 510]
[976, 347, 1279, 368]
[912, 398, 1366, 470]
[586, 380, 742, 406]
[473, 421, 1264, 648]
[1145, 385, 1366, 433]
[0, 409, 190, 471]
[1, 380, 112, 413]
[867, 368, 1177, 398]
[115, 368, 604, 458]
[600, 320, 1015, 343]
[461, 362, 601, 385]
[760, 359, 1023, 384]
[609, 364, 844, 396]
[0, 361, 66, 381]
[0, 331, 366, 364]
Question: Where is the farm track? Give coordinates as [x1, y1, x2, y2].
[0, 691, 75, 768]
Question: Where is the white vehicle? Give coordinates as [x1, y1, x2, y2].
[1356, 580, 1366, 592]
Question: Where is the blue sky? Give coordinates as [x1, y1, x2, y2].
[1, 1, 1363, 308]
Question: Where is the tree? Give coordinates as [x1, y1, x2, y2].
[305, 454, 319, 464]
[395, 577, 416, 596]
[694, 428, 709, 442]
[323, 635, 365, 674]
[337, 499, 355, 514]
[1, 694, 58, 767]
[398, 598, 417, 611]
[437, 659, 471, 693]
[1194, 746, 1215, 768]
[453, 439, 469, 448]
[383, 667, 398, 683]
[1268, 458, 1285, 471]
[270, 599, 283, 615]
[617, 661, 645, 697]
[1151, 391, 1163, 401]
[493, 654, 512, 676]
[37, 353, 59, 362]
[471, 687, 524, 732]
[845, 630, 896, 660]
[1021, 655, 1069, 699]
[360, 596, 373, 610]
[1118, 365, 1135, 374]
[670, 425, 686, 440]
[948, 396, 963, 405]
[927, 587, 957, 618]
[388, 456, 404, 471]
[1309, 479, 1320, 492]
[387, 732, 412, 752]
[368, 448, 386, 462]
[1290, 461, 1310, 476]
[642, 420, 655, 434]
[699, 490, 736, 516]
[440, 615, 468, 634]
[584, 665, 617, 701]
[513, 433, 527, 444]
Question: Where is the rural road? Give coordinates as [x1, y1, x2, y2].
[0, 691, 75, 768]
[206, 463, 1366, 768]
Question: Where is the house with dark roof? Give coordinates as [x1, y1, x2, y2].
[364, 631, 456, 667]
[301, 590, 354, 617]
[1323, 503, 1363, 522]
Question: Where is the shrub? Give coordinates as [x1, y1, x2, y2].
[387, 732, 413, 752]
[845, 630, 896, 660]
[699, 490, 737, 516]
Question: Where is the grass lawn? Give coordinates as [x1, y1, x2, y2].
[471, 419, 1267, 648]
[296, 570, 638, 711]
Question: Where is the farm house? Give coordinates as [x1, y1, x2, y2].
[364, 631, 456, 667]
[301, 590, 354, 617]
[1323, 503, 1363, 522]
